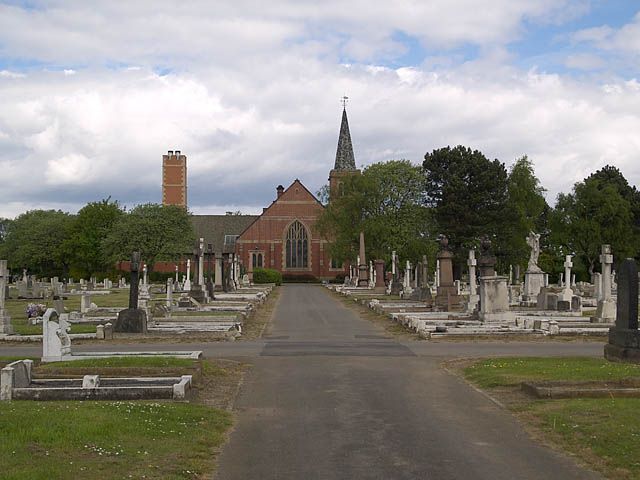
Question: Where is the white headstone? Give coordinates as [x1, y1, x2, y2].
[42, 309, 72, 361]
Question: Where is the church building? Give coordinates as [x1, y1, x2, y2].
[158, 106, 359, 281]
[235, 107, 360, 280]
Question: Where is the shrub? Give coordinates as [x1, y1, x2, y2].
[253, 268, 282, 285]
[282, 274, 319, 283]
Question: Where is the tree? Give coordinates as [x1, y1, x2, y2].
[102, 203, 195, 270]
[0, 210, 75, 276]
[502, 156, 549, 270]
[550, 166, 639, 276]
[67, 198, 124, 277]
[317, 160, 435, 266]
[423, 146, 509, 263]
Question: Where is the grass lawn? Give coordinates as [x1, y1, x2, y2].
[38, 356, 197, 369]
[0, 356, 239, 479]
[462, 357, 640, 479]
[0, 401, 231, 480]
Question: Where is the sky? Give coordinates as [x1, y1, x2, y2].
[0, 0, 639, 218]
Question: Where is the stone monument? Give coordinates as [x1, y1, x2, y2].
[477, 239, 513, 323]
[389, 251, 403, 295]
[604, 258, 640, 363]
[358, 231, 369, 287]
[466, 250, 479, 314]
[0, 260, 14, 334]
[42, 308, 72, 361]
[373, 260, 386, 293]
[114, 252, 147, 333]
[522, 231, 544, 303]
[189, 239, 206, 303]
[435, 236, 459, 310]
[593, 244, 616, 323]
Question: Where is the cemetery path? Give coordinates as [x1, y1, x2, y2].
[213, 284, 602, 480]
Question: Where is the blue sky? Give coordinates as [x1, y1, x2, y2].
[0, 1, 639, 217]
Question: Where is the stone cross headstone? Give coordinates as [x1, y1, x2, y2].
[198, 237, 205, 286]
[114, 251, 147, 334]
[128, 252, 141, 310]
[594, 244, 616, 323]
[561, 255, 574, 301]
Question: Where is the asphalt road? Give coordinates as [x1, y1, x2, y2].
[0, 285, 604, 479]
[213, 285, 602, 480]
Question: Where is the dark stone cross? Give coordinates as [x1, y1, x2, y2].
[114, 251, 147, 334]
[129, 251, 141, 309]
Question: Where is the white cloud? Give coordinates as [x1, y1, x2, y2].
[0, 2, 638, 218]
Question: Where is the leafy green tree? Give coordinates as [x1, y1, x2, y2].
[67, 198, 124, 277]
[102, 203, 195, 270]
[423, 146, 509, 263]
[317, 160, 435, 266]
[503, 156, 549, 270]
[550, 166, 639, 276]
[0, 210, 75, 276]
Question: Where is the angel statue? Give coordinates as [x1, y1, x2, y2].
[526, 231, 542, 273]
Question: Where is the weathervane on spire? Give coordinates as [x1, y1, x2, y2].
[341, 95, 349, 109]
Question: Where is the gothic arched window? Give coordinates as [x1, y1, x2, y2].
[285, 220, 308, 268]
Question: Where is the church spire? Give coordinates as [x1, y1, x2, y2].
[334, 105, 356, 171]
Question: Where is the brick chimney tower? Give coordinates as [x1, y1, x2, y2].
[162, 150, 187, 208]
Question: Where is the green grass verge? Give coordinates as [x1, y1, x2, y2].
[463, 357, 640, 388]
[529, 398, 640, 478]
[38, 356, 197, 369]
[0, 401, 231, 480]
[463, 357, 640, 479]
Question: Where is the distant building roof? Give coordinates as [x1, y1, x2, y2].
[191, 214, 259, 254]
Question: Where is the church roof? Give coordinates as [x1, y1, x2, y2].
[191, 214, 259, 254]
[334, 108, 356, 171]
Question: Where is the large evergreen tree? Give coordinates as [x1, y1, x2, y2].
[423, 145, 509, 262]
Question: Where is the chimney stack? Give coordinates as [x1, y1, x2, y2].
[276, 185, 284, 199]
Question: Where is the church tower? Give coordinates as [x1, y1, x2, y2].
[162, 150, 187, 208]
[329, 104, 359, 201]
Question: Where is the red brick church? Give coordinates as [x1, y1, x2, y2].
[235, 107, 359, 280]
[161, 107, 359, 281]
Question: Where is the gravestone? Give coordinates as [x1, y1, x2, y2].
[358, 231, 369, 287]
[466, 250, 479, 314]
[389, 251, 403, 295]
[42, 308, 72, 361]
[114, 252, 147, 333]
[592, 245, 616, 323]
[0, 260, 14, 334]
[604, 258, 640, 363]
[190, 239, 206, 302]
[435, 236, 459, 310]
[523, 231, 545, 303]
[373, 260, 386, 293]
